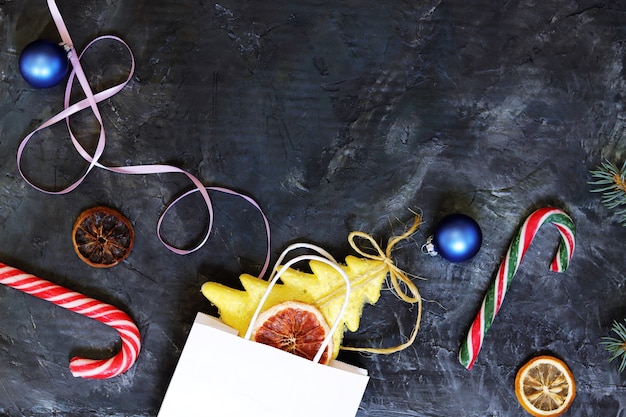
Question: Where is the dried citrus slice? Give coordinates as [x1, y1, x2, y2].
[515, 355, 576, 417]
[251, 301, 333, 365]
[72, 206, 135, 268]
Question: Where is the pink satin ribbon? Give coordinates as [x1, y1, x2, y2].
[17, 0, 270, 277]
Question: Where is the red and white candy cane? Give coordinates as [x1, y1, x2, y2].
[459, 207, 575, 370]
[0, 263, 140, 378]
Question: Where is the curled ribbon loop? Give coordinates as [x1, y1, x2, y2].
[17, 0, 270, 276]
[342, 216, 423, 354]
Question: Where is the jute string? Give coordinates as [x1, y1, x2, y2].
[337, 216, 423, 354]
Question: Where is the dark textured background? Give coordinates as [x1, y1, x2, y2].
[1, 0, 626, 416]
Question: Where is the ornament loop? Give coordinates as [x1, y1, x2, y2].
[423, 235, 438, 256]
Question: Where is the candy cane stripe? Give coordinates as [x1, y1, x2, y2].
[0, 262, 141, 378]
[459, 207, 576, 370]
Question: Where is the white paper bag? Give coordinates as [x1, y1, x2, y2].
[159, 246, 370, 417]
[157, 312, 369, 417]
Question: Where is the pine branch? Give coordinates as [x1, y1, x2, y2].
[600, 319, 626, 373]
[589, 160, 626, 225]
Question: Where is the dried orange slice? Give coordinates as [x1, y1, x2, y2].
[72, 206, 135, 268]
[515, 355, 576, 417]
[251, 301, 333, 365]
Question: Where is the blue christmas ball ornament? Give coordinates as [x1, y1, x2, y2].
[425, 213, 482, 263]
[19, 40, 69, 88]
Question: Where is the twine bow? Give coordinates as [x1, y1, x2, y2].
[341, 216, 423, 354]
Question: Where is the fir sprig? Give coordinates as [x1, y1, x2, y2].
[589, 160, 626, 226]
[600, 319, 626, 373]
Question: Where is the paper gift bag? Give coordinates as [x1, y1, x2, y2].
[159, 249, 369, 417]
[157, 312, 369, 417]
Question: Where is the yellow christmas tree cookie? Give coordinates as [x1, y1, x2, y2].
[201, 217, 423, 360]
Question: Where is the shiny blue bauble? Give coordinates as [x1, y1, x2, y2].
[19, 40, 69, 88]
[432, 213, 482, 263]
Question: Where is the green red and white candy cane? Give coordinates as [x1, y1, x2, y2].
[459, 207, 576, 370]
[0, 263, 141, 378]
